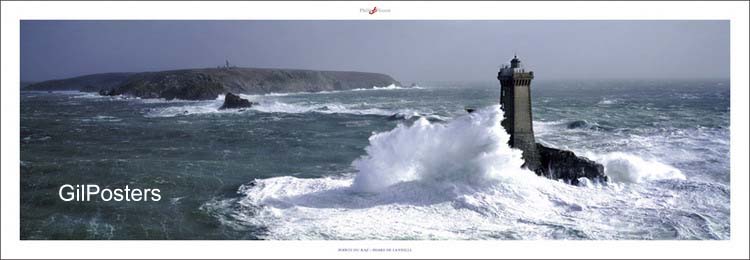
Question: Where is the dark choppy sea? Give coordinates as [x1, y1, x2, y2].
[20, 79, 730, 240]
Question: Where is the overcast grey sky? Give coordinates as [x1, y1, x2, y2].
[21, 20, 728, 82]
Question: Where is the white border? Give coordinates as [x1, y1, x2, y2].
[2, 1, 748, 259]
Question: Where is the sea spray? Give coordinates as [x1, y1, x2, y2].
[587, 152, 686, 183]
[351, 105, 531, 192]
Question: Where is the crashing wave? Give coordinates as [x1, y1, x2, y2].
[351, 105, 530, 192]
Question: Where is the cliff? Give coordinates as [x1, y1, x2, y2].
[24, 68, 401, 100]
[23, 73, 134, 91]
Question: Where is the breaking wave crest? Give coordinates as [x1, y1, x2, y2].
[588, 152, 686, 183]
[596, 98, 620, 105]
[351, 105, 531, 192]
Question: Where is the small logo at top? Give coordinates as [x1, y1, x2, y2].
[361, 6, 390, 15]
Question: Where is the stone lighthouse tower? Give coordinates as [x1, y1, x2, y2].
[498, 55, 541, 171]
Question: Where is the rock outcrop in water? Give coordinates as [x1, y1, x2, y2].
[219, 93, 257, 110]
[533, 143, 607, 185]
[24, 67, 401, 100]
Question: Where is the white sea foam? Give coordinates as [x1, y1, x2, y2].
[69, 92, 206, 105]
[69, 92, 105, 99]
[146, 95, 445, 120]
[79, 115, 122, 122]
[596, 98, 619, 105]
[352, 84, 423, 91]
[250, 100, 431, 119]
[587, 152, 686, 183]
[533, 118, 688, 184]
[69, 92, 138, 102]
[143, 102, 229, 117]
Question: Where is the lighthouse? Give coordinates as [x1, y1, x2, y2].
[498, 55, 542, 171]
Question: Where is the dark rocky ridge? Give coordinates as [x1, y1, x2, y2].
[24, 68, 401, 100]
[532, 143, 607, 185]
[20, 81, 36, 89]
[23, 73, 134, 92]
[105, 70, 225, 100]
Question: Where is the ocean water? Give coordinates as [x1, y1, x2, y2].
[20, 79, 730, 240]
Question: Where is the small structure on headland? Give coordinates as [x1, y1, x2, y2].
[219, 60, 236, 69]
[497, 55, 607, 184]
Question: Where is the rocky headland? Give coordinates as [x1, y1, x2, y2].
[23, 73, 134, 92]
[24, 67, 401, 100]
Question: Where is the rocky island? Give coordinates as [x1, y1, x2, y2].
[24, 67, 401, 100]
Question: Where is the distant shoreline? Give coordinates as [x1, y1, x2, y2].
[23, 67, 401, 100]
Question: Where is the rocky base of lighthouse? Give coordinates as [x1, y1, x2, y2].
[531, 143, 608, 185]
